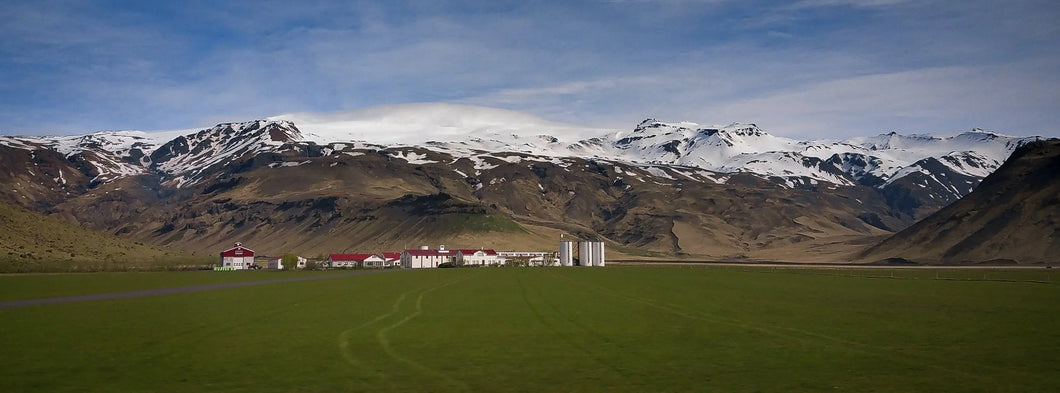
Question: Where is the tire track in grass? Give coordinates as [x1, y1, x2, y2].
[373, 273, 476, 392]
[546, 269, 999, 384]
[337, 289, 416, 375]
[514, 270, 628, 378]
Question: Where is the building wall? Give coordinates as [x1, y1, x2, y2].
[330, 260, 357, 268]
[404, 255, 450, 268]
[362, 256, 386, 268]
[222, 256, 253, 270]
[463, 255, 502, 266]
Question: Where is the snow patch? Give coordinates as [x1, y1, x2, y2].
[390, 150, 437, 165]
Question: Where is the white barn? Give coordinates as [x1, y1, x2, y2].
[401, 246, 454, 269]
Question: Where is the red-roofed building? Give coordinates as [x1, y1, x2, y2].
[219, 242, 255, 270]
[401, 246, 455, 268]
[328, 253, 383, 268]
[382, 252, 401, 267]
[455, 249, 503, 266]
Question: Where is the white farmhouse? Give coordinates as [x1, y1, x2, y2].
[455, 249, 503, 266]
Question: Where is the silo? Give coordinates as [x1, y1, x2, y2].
[592, 242, 605, 267]
[559, 241, 574, 267]
[579, 241, 592, 266]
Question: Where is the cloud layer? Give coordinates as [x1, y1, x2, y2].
[1, 0, 1057, 138]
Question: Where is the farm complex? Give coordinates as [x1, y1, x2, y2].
[218, 241, 606, 270]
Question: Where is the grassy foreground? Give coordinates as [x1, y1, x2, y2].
[1, 267, 1058, 392]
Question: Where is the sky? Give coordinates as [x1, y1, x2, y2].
[1, 0, 1058, 139]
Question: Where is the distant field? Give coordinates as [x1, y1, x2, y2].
[0, 270, 346, 301]
[1, 266, 1057, 392]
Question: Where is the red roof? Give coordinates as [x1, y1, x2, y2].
[220, 243, 255, 257]
[329, 253, 377, 262]
[382, 252, 401, 261]
[403, 249, 455, 257]
[456, 249, 498, 256]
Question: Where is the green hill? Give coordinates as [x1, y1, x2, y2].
[0, 202, 208, 272]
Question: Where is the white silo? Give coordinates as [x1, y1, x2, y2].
[591, 242, 605, 267]
[579, 241, 592, 266]
[559, 241, 574, 267]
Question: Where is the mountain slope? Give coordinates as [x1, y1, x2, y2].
[859, 140, 1060, 264]
[0, 202, 203, 272]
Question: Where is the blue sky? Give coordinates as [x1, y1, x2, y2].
[1, 0, 1058, 138]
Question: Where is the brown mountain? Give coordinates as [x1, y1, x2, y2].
[0, 119, 1041, 263]
[859, 140, 1060, 264]
[43, 145, 894, 261]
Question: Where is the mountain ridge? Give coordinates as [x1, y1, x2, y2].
[859, 140, 1060, 264]
[0, 105, 1048, 262]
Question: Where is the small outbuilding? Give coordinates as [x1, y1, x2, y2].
[267, 256, 307, 270]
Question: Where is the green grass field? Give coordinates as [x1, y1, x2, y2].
[1, 266, 1058, 392]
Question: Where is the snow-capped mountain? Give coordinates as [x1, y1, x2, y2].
[1, 104, 1050, 261]
[604, 119, 1033, 191]
[149, 120, 303, 187]
[0, 105, 1038, 197]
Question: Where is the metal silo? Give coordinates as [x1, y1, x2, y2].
[559, 241, 574, 267]
[579, 241, 592, 266]
[592, 242, 605, 267]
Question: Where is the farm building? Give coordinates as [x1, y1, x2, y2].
[268, 255, 307, 270]
[497, 251, 551, 258]
[528, 255, 559, 266]
[328, 254, 380, 268]
[455, 249, 503, 266]
[382, 252, 401, 267]
[360, 254, 389, 268]
[219, 242, 255, 270]
[401, 246, 455, 269]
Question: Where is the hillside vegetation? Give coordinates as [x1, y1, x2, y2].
[0, 202, 208, 272]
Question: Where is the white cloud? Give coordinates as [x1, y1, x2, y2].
[707, 62, 1060, 138]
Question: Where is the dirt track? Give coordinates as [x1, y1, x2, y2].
[0, 270, 395, 310]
